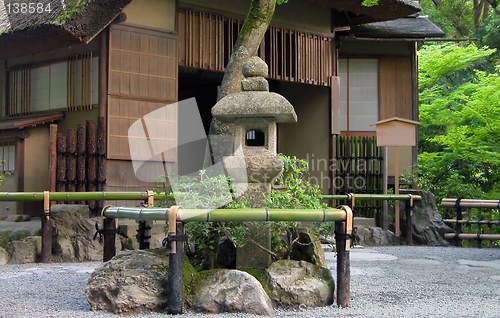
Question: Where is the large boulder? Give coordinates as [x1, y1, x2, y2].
[5, 241, 35, 264]
[354, 226, 395, 246]
[50, 205, 105, 261]
[189, 269, 275, 316]
[0, 246, 10, 265]
[265, 259, 335, 309]
[85, 249, 195, 314]
[289, 230, 327, 268]
[399, 190, 454, 246]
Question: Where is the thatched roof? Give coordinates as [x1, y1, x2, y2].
[0, 0, 421, 60]
[0, 0, 132, 59]
[344, 16, 445, 38]
[301, 0, 421, 25]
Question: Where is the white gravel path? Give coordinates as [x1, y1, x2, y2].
[1, 246, 499, 318]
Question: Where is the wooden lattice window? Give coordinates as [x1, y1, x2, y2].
[179, 7, 335, 86]
[0, 141, 15, 172]
[7, 54, 98, 116]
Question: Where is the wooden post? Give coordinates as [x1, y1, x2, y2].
[86, 120, 96, 216]
[97, 117, 106, 212]
[56, 133, 66, 204]
[103, 217, 117, 262]
[335, 220, 350, 308]
[455, 203, 463, 247]
[66, 129, 76, 203]
[48, 124, 57, 205]
[41, 191, 51, 263]
[168, 221, 185, 314]
[382, 146, 389, 230]
[405, 196, 413, 245]
[394, 146, 400, 243]
[76, 124, 86, 205]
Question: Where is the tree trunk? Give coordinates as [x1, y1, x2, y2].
[217, 0, 276, 101]
[205, 0, 277, 167]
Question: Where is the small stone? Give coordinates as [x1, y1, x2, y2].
[241, 77, 269, 91]
[5, 215, 23, 222]
[0, 246, 10, 265]
[265, 259, 334, 309]
[190, 269, 275, 316]
[5, 241, 36, 264]
[242, 56, 268, 78]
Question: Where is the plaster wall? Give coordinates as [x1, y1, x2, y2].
[123, 0, 176, 31]
[57, 108, 100, 135]
[0, 174, 17, 216]
[24, 125, 49, 193]
[277, 81, 331, 194]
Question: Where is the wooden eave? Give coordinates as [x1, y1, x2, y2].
[370, 117, 422, 126]
[0, 112, 64, 130]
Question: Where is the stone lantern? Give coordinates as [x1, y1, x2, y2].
[212, 56, 297, 207]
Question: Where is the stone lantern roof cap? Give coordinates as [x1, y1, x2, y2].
[212, 57, 297, 123]
[212, 91, 297, 123]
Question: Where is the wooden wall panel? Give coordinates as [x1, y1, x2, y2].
[379, 57, 412, 121]
[107, 24, 178, 195]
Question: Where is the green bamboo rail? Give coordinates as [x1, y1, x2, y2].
[102, 205, 353, 311]
[320, 194, 421, 200]
[103, 207, 348, 222]
[0, 191, 173, 201]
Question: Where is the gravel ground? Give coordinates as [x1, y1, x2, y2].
[1, 246, 500, 318]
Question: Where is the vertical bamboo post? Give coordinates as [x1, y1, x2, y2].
[76, 124, 86, 205]
[86, 120, 96, 216]
[97, 117, 107, 213]
[103, 217, 117, 262]
[394, 146, 400, 242]
[66, 129, 76, 203]
[382, 146, 389, 230]
[144, 191, 155, 249]
[48, 125, 57, 205]
[41, 191, 51, 263]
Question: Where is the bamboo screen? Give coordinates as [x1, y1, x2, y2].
[178, 8, 335, 86]
[7, 64, 30, 116]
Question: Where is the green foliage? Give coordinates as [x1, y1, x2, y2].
[156, 154, 329, 266]
[362, 0, 379, 6]
[264, 154, 328, 209]
[0, 230, 31, 248]
[419, 0, 474, 38]
[407, 42, 500, 204]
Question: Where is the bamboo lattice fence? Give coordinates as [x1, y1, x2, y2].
[333, 136, 384, 220]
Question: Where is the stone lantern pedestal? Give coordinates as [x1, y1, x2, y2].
[212, 57, 297, 268]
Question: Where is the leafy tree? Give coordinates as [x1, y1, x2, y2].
[404, 42, 500, 202]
